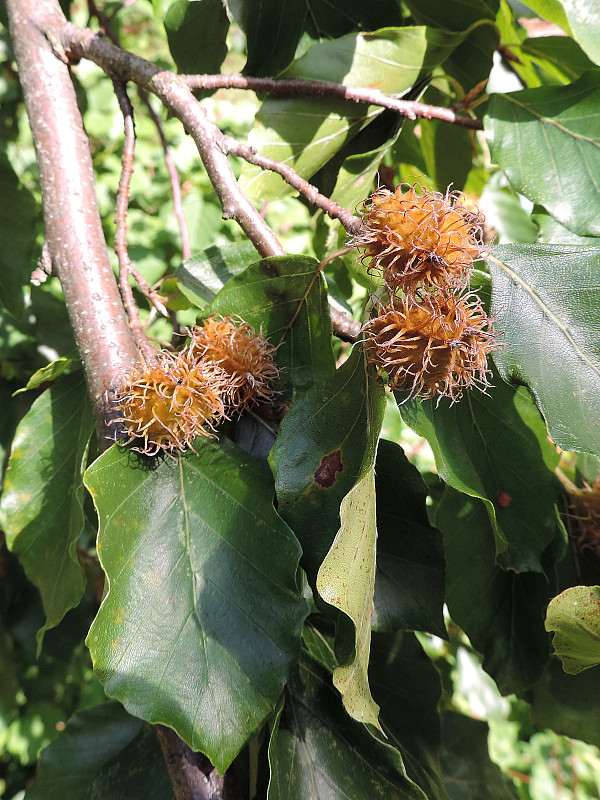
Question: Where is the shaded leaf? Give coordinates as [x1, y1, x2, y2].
[174, 240, 258, 309]
[241, 27, 467, 201]
[269, 347, 386, 585]
[207, 254, 336, 401]
[305, 0, 404, 39]
[488, 243, 600, 458]
[165, 0, 229, 75]
[437, 487, 555, 694]
[0, 373, 92, 649]
[545, 585, 600, 674]
[397, 379, 563, 574]
[0, 152, 38, 318]
[479, 181, 538, 244]
[371, 632, 450, 800]
[317, 468, 381, 728]
[440, 711, 519, 800]
[229, 0, 306, 77]
[559, 0, 600, 65]
[531, 656, 600, 749]
[267, 653, 427, 800]
[485, 73, 600, 236]
[25, 702, 172, 800]
[84, 437, 308, 773]
[372, 438, 446, 638]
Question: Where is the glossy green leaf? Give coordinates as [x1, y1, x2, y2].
[207, 254, 335, 401]
[14, 351, 79, 395]
[317, 468, 381, 729]
[532, 657, 600, 749]
[0, 373, 92, 649]
[229, 0, 306, 77]
[533, 206, 598, 244]
[305, 0, 404, 39]
[518, 36, 596, 84]
[485, 73, 600, 236]
[559, 0, 600, 64]
[0, 152, 38, 318]
[241, 27, 466, 201]
[267, 653, 427, 800]
[545, 585, 600, 674]
[84, 437, 308, 773]
[25, 702, 172, 800]
[269, 347, 386, 585]
[372, 439, 446, 638]
[174, 240, 257, 309]
[440, 712, 519, 800]
[397, 379, 563, 574]
[165, 0, 229, 74]
[370, 632, 449, 800]
[488, 244, 600, 458]
[437, 487, 555, 694]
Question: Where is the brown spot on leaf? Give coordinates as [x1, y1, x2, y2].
[497, 491, 512, 508]
[314, 450, 343, 488]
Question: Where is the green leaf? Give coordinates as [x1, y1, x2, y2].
[305, 0, 404, 39]
[370, 632, 450, 800]
[174, 240, 258, 309]
[269, 347, 386, 585]
[372, 439, 446, 638]
[0, 152, 38, 318]
[437, 487, 554, 694]
[317, 468, 381, 729]
[230, 0, 307, 77]
[267, 653, 427, 800]
[207, 254, 336, 401]
[517, 0, 570, 32]
[518, 36, 597, 84]
[84, 437, 308, 773]
[479, 181, 538, 244]
[559, 0, 600, 65]
[440, 712, 519, 800]
[0, 373, 92, 649]
[488, 244, 600, 458]
[397, 379, 563, 574]
[241, 27, 467, 202]
[533, 206, 598, 244]
[545, 585, 600, 674]
[13, 351, 79, 395]
[485, 73, 600, 236]
[24, 702, 172, 800]
[531, 657, 600, 749]
[165, 0, 229, 74]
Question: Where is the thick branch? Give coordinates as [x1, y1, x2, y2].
[6, 0, 140, 447]
[182, 73, 484, 131]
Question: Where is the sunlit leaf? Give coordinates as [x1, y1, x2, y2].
[488, 244, 600, 458]
[317, 468, 381, 728]
[545, 585, 600, 674]
[84, 437, 308, 773]
[25, 702, 172, 800]
[485, 73, 600, 235]
[559, 0, 600, 64]
[267, 653, 427, 800]
[397, 378, 563, 574]
[207, 254, 335, 401]
[174, 240, 258, 310]
[0, 373, 92, 649]
[14, 351, 79, 395]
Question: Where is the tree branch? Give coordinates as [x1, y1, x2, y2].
[181, 73, 484, 131]
[6, 0, 141, 447]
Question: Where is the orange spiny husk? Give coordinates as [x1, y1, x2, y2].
[112, 352, 227, 456]
[355, 183, 484, 297]
[185, 315, 279, 414]
[362, 293, 497, 402]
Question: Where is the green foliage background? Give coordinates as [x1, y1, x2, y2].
[2, 0, 600, 798]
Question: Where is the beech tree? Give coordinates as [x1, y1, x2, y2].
[2, 1, 600, 798]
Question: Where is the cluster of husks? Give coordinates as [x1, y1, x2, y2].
[356, 183, 497, 402]
[112, 315, 278, 456]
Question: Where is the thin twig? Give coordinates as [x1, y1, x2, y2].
[181, 73, 484, 131]
[112, 78, 157, 361]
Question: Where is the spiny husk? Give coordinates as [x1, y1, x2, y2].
[113, 352, 227, 456]
[356, 183, 484, 297]
[185, 315, 279, 414]
[363, 293, 496, 402]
